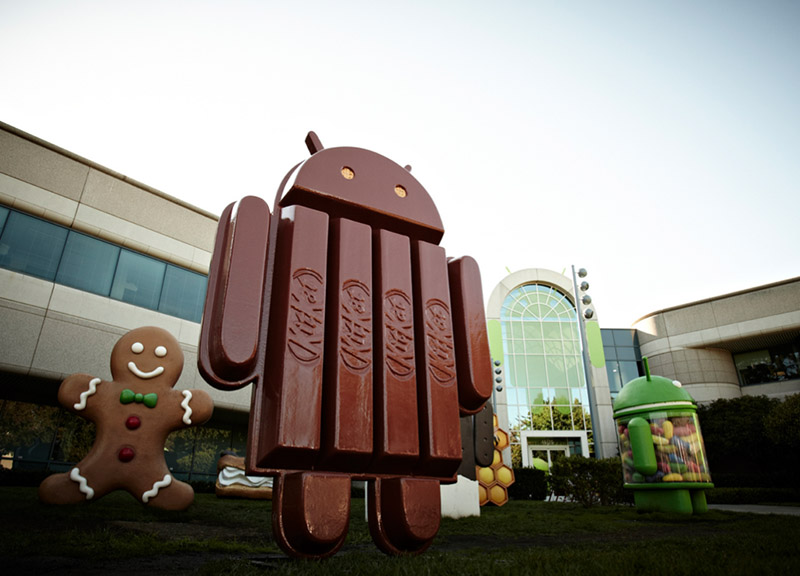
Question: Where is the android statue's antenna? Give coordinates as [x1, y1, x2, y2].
[306, 131, 324, 155]
[643, 357, 652, 382]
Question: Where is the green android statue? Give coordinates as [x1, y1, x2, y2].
[613, 358, 713, 514]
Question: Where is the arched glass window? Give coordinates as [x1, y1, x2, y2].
[500, 284, 591, 437]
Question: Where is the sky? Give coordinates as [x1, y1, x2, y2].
[1, 0, 798, 328]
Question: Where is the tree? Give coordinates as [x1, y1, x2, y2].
[0, 400, 60, 456]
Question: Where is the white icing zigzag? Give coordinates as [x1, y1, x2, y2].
[181, 390, 193, 425]
[74, 378, 101, 411]
[70, 467, 95, 500]
[142, 474, 172, 503]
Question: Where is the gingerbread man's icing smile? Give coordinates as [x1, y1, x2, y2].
[127, 340, 167, 379]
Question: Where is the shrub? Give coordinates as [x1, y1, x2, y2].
[698, 394, 800, 487]
[765, 393, 800, 454]
[549, 455, 628, 507]
[507, 467, 548, 501]
[697, 395, 780, 474]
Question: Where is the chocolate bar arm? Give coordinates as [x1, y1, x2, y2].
[447, 256, 493, 415]
[199, 196, 271, 388]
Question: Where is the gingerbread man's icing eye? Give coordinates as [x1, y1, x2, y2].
[131, 342, 144, 354]
[155, 346, 168, 358]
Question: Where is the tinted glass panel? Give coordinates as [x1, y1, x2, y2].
[734, 341, 800, 385]
[0, 206, 9, 232]
[619, 360, 641, 387]
[613, 329, 636, 347]
[0, 211, 67, 280]
[110, 250, 165, 309]
[159, 265, 207, 322]
[56, 232, 120, 296]
[617, 347, 637, 361]
[606, 360, 622, 394]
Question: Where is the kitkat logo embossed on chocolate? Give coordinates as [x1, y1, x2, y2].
[424, 299, 455, 386]
[384, 289, 414, 379]
[287, 269, 324, 364]
[340, 279, 372, 373]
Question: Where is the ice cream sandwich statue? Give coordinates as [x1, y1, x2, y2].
[198, 132, 493, 558]
[613, 358, 713, 515]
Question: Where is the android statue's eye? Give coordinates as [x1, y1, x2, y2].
[341, 166, 355, 180]
[394, 185, 407, 198]
[155, 346, 168, 358]
[131, 342, 144, 354]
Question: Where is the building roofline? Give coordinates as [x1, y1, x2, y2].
[1, 120, 219, 221]
[633, 275, 800, 325]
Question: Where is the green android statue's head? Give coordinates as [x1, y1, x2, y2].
[613, 358, 696, 418]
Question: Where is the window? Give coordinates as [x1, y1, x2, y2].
[111, 250, 166, 309]
[500, 283, 591, 441]
[159, 264, 207, 323]
[56, 232, 120, 296]
[734, 341, 800, 386]
[0, 207, 208, 324]
[602, 328, 643, 398]
[0, 211, 67, 280]
[0, 205, 9, 232]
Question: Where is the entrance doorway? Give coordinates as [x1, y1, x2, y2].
[530, 445, 569, 469]
[519, 430, 589, 469]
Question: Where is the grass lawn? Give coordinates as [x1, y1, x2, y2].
[1, 486, 798, 575]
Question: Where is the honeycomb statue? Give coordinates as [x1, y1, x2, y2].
[198, 132, 493, 558]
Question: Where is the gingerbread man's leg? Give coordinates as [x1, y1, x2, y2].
[125, 471, 195, 511]
[272, 471, 351, 559]
[367, 477, 440, 555]
[38, 461, 118, 505]
[39, 468, 96, 505]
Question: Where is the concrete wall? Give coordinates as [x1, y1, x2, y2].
[633, 277, 800, 402]
[0, 122, 251, 414]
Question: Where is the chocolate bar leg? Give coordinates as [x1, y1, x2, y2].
[272, 471, 351, 559]
[367, 477, 440, 555]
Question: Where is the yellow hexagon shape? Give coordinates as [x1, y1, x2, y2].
[478, 484, 488, 506]
[494, 429, 510, 451]
[489, 484, 508, 506]
[477, 466, 496, 485]
[495, 465, 514, 486]
[491, 449, 502, 468]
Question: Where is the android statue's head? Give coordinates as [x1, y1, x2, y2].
[274, 132, 444, 245]
[613, 369, 696, 419]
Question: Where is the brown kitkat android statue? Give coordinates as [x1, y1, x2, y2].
[198, 132, 492, 558]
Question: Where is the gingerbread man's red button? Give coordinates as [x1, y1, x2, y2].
[118, 447, 135, 462]
[126, 416, 141, 430]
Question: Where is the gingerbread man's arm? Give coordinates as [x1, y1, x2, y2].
[175, 388, 214, 429]
[199, 196, 272, 390]
[155, 388, 215, 432]
[58, 373, 111, 419]
[447, 256, 493, 415]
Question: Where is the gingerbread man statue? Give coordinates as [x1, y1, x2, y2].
[39, 326, 214, 510]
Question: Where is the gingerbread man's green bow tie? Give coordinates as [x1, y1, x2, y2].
[120, 389, 158, 408]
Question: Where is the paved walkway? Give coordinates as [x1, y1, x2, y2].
[708, 504, 800, 516]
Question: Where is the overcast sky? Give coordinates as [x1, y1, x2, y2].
[2, 0, 798, 328]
